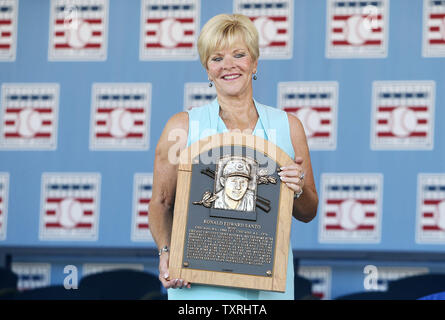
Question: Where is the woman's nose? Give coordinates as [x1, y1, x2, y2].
[222, 55, 235, 69]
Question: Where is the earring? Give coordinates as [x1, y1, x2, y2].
[253, 73, 257, 80]
[208, 79, 213, 87]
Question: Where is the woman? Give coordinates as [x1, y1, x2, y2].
[148, 13, 318, 300]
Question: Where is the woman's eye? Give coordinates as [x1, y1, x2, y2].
[211, 57, 222, 62]
[235, 53, 246, 58]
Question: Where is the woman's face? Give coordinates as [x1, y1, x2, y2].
[206, 39, 258, 99]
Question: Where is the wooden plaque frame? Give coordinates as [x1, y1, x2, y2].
[169, 132, 294, 292]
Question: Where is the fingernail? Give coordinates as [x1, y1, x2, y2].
[164, 273, 169, 279]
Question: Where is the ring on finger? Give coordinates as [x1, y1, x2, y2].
[294, 185, 303, 199]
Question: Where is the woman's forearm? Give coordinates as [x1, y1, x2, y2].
[148, 199, 174, 250]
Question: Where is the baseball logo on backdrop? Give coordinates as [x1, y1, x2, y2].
[319, 173, 383, 243]
[183, 82, 216, 111]
[0, 83, 59, 150]
[11, 262, 52, 291]
[48, 0, 109, 61]
[0, 173, 9, 241]
[371, 81, 435, 150]
[278, 82, 338, 150]
[131, 173, 154, 242]
[0, 0, 18, 61]
[90, 83, 151, 150]
[234, 0, 293, 59]
[326, 0, 388, 58]
[416, 174, 445, 243]
[298, 266, 332, 300]
[39, 173, 101, 241]
[82, 263, 144, 277]
[140, 0, 200, 60]
[423, 0, 445, 57]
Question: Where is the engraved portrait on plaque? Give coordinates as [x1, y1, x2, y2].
[193, 156, 258, 212]
[214, 156, 256, 212]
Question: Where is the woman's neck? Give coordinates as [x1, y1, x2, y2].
[217, 94, 258, 132]
[217, 93, 253, 111]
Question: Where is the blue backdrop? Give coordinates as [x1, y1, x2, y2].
[1, 0, 444, 299]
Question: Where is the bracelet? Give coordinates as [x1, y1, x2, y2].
[294, 188, 303, 199]
[158, 245, 169, 256]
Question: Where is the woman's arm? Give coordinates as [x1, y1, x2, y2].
[280, 113, 319, 223]
[148, 111, 189, 289]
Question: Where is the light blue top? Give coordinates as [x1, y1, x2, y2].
[168, 98, 295, 300]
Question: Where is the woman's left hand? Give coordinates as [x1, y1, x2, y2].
[278, 156, 305, 198]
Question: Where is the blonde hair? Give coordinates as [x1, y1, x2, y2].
[197, 14, 259, 68]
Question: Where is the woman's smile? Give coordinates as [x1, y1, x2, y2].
[222, 73, 241, 80]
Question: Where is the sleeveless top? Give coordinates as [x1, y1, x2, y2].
[168, 98, 295, 300]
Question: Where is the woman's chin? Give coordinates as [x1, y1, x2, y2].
[218, 89, 248, 98]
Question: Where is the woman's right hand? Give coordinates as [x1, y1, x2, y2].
[159, 252, 191, 289]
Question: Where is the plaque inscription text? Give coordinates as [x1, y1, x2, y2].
[185, 219, 273, 266]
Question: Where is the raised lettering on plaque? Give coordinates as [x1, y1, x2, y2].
[169, 132, 294, 292]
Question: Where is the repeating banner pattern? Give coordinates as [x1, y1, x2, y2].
[0, 1, 443, 295]
[0, 0, 444, 299]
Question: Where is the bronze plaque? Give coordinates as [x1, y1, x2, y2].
[169, 132, 294, 292]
